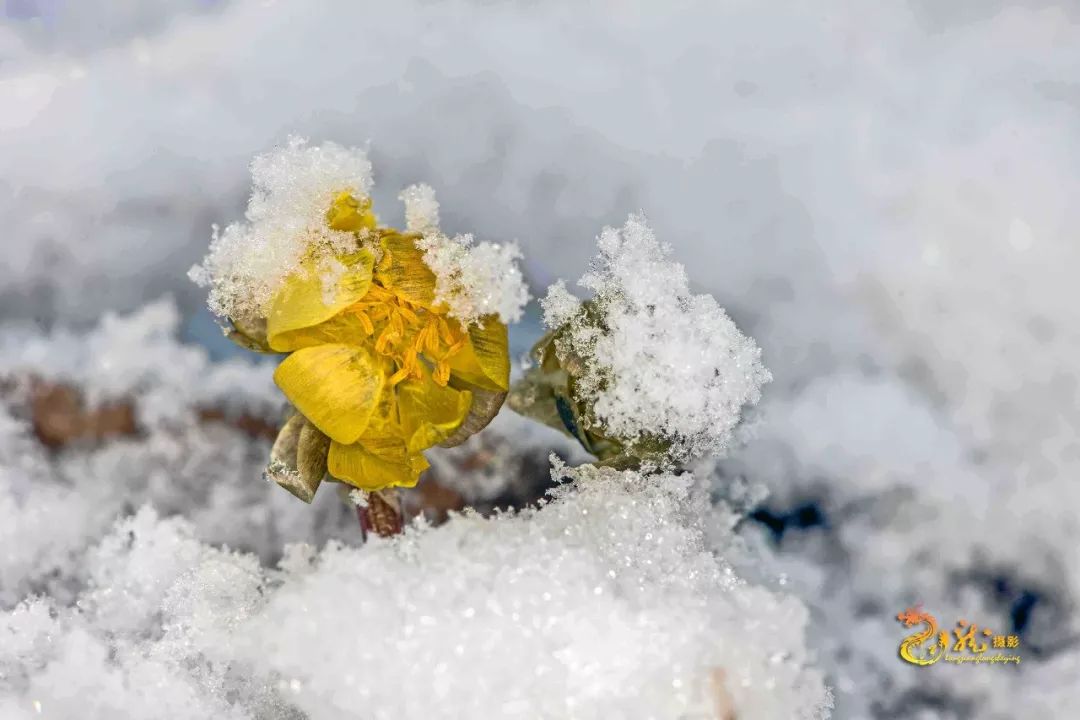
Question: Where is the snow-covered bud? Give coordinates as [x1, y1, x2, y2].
[511, 214, 771, 469]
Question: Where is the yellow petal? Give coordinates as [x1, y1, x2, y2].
[396, 369, 473, 453]
[267, 250, 375, 351]
[328, 437, 429, 491]
[359, 378, 399, 436]
[273, 344, 386, 444]
[326, 192, 377, 232]
[268, 311, 374, 353]
[375, 231, 438, 308]
[447, 317, 510, 391]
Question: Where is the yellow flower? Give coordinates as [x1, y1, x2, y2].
[263, 192, 510, 498]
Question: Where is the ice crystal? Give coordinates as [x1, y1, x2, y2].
[403, 183, 529, 326]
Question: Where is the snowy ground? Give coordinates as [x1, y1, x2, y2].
[3, 2, 1080, 718]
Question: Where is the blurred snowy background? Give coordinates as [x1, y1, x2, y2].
[2, 1, 1080, 718]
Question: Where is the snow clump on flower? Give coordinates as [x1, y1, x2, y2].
[402, 183, 529, 326]
[189, 137, 375, 325]
[540, 214, 771, 463]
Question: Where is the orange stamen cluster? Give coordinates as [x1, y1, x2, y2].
[350, 283, 467, 387]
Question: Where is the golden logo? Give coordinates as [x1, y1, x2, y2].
[896, 605, 1022, 666]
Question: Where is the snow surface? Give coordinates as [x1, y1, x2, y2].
[0, 472, 834, 719]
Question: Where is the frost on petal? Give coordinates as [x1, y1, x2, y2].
[399, 182, 440, 233]
[539, 279, 581, 328]
[189, 137, 375, 325]
[403, 184, 530, 326]
[542, 214, 771, 463]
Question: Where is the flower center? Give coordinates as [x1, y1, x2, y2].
[349, 283, 466, 387]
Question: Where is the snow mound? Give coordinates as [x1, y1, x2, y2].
[0, 464, 831, 720]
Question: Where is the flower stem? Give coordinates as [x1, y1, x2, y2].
[357, 488, 403, 538]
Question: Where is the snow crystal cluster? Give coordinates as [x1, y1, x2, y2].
[541, 214, 771, 462]
[189, 137, 375, 324]
[402, 183, 529, 325]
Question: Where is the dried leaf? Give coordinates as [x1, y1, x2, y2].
[290, 421, 330, 502]
[438, 386, 506, 448]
